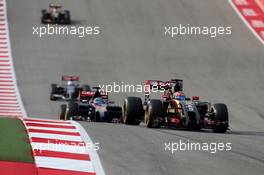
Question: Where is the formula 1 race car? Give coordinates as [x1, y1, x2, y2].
[60, 87, 122, 122]
[50, 75, 91, 101]
[123, 79, 229, 133]
[41, 3, 71, 24]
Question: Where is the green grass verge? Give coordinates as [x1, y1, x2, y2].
[0, 117, 34, 163]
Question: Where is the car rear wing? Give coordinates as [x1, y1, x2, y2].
[167, 79, 183, 91]
[49, 3, 62, 8]
[61, 75, 79, 81]
[145, 80, 166, 100]
[80, 91, 108, 99]
[145, 79, 183, 100]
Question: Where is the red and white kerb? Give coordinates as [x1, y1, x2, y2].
[230, 0, 264, 45]
[1, 0, 105, 174]
[22, 118, 98, 175]
[0, 0, 26, 117]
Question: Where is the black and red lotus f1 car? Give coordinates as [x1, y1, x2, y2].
[123, 79, 229, 133]
[41, 3, 71, 24]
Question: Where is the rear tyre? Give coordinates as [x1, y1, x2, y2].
[50, 95, 56, 101]
[65, 11, 71, 24]
[50, 84, 57, 101]
[95, 112, 101, 122]
[212, 103, 229, 133]
[66, 101, 78, 120]
[41, 10, 48, 24]
[187, 111, 199, 130]
[60, 104, 67, 120]
[123, 97, 144, 125]
[145, 99, 163, 128]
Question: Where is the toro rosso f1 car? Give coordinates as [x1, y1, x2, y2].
[50, 75, 91, 101]
[60, 87, 122, 122]
[41, 3, 71, 24]
[123, 79, 229, 133]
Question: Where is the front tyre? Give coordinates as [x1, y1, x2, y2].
[95, 112, 101, 122]
[212, 103, 229, 133]
[60, 104, 67, 120]
[145, 99, 163, 128]
[66, 101, 78, 120]
[123, 97, 144, 125]
[50, 84, 57, 101]
[64, 11, 71, 24]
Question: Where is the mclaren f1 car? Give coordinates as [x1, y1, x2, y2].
[50, 75, 91, 101]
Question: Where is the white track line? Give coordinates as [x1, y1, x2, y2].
[31, 142, 87, 154]
[25, 121, 74, 126]
[27, 126, 78, 132]
[35, 157, 95, 172]
[72, 121, 106, 175]
[1, 0, 27, 117]
[28, 132, 83, 142]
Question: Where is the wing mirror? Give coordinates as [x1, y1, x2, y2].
[192, 96, 199, 101]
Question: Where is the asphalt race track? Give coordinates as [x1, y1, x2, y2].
[7, 0, 264, 175]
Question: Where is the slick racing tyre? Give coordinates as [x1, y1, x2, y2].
[145, 99, 163, 128]
[66, 101, 78, 120]
[187, 111, 199, 130]
[41, 9, 49, 24]
[212, 103, 229, 133]
[95, 112, 101, 122]
[123, 97, 144, 125]
[64, 10, 71, 24]
[50, 84, 57, 101]
[60, 104, 67, 120]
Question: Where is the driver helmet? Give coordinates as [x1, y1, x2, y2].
[173, 92, 185, 101]
[93, 97, 105, 105]
[164, 82, 172, 90]
[67, 81, 74, 86]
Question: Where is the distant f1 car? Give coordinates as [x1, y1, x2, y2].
[50, 75, 91, 101]
[60, 87, 122, 122]
[123, 79, 229, 133]
[41, 3, 71, 24]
